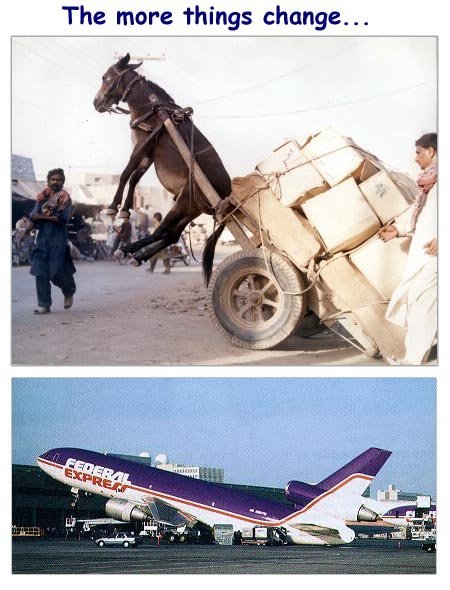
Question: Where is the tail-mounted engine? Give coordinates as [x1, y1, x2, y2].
[285, 480, 325, 507]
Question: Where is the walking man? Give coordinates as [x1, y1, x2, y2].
[28, 168, 76, 314]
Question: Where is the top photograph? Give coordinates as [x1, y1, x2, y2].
[11, 36, 437, 366]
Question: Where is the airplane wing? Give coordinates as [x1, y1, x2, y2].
[288, 513, 355, 545]
[143, 496, 198, 528]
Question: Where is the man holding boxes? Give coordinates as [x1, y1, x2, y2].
[379, 133, 437, 365]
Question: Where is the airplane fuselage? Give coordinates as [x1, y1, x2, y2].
[37, 447, 390, 546]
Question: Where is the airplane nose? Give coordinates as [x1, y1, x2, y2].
[37, 449, 57, 466]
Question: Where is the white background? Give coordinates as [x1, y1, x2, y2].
[2, 0, 447, 587]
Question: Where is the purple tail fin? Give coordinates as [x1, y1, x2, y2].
[318, 448, 392, 491]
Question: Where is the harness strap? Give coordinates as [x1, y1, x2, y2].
[130, 107, 157, 129]
[120, 75, 141, 102]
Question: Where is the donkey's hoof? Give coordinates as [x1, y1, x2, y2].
[118, 210, 130, 219]
[130, 257, 141, 267]
[113, 249, 125, 260]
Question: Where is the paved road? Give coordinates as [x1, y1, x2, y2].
[11, 245, 384, 366]
[11, 538, 436, 574]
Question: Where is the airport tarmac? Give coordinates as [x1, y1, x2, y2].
[12, 538, 436, 575]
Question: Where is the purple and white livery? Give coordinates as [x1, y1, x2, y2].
[38, 446, 392, 545]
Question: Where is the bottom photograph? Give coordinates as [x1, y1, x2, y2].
[12, 377, 436, 575]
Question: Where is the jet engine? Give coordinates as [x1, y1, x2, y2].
[105, 499, 149, 522]
[285, 480, 325, 507]
[356, 505, 378, 522]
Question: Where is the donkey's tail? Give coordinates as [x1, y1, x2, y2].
[202, 225, 225, 286]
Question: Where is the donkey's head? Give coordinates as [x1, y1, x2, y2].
[93, 53, 142, 112]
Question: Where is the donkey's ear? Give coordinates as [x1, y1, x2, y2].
[117, 53, 131, 68]
[129, 61, 143, 71]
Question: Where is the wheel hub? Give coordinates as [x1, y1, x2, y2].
[249, 291, 263, 305]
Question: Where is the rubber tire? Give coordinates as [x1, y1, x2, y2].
[207, 248, 307, 350]
[123, 541, 130, 548]
[295, 312, 322, 338]
[98, 541, 105, 548]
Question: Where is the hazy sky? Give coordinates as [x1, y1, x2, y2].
[12, 377, 436, 496]
[12, 36, 436, 184]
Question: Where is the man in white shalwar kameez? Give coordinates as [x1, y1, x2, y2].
[379, 133, 437, 365]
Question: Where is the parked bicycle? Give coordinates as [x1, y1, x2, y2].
[167, 234, 191, 267]
[12, 230, 34, 266]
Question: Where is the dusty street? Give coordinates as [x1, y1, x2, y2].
[12, 244, 385, 366]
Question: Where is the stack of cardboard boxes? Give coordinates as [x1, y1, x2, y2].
[256, 127, 416, 301]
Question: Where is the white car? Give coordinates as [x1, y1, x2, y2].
[95, 532, 142, 548]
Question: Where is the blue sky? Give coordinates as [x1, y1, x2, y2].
[12, 378, 436, 496]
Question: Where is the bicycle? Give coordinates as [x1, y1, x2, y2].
[12, 231, 34, 266]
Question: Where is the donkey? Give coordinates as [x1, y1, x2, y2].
[93, 53, 230, 283]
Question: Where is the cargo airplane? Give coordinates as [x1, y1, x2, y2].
[38, 446, 394, 545]
[380, 502, 437, 528]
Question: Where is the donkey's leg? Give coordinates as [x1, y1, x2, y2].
[118, 155, 153, 219]
[105, 148, 142, 216]
[106, 135, 156, 216]
[130, 215, 193, 266]
[124, 184, 186, 255]
[128, 184, 200, 265]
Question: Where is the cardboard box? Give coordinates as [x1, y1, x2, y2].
[302, 127, 367, 186]
[316, 255, 406, 360]
[231, 174, 324, 268]
[256, 140, 327, 207]
[359, 170, 411, 224]
[301, 177, 381, 253]
[349, 235, 411, 300]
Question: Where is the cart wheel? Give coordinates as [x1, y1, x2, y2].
[98, 541, 105, 548]
[207, 249, 307, 350]
[123, 541, 130, 548]
[182, 255, 191, 266]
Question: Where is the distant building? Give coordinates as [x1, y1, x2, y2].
[12, 154, 36, 182]
[67, 171, 172, 212]
[377, 484, 435, 503]
[198, 466, 225, 484]
[156, 461, 224, 484]
[11, 154, 44, 226]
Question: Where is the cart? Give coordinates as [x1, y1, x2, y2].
[155, 105, 406, 360]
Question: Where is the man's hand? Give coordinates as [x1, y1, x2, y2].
[30, 212, 58, 223]
[30, 213, 46, 221]
[378, 224, 399, 242]
[424, 238, 437, 256]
